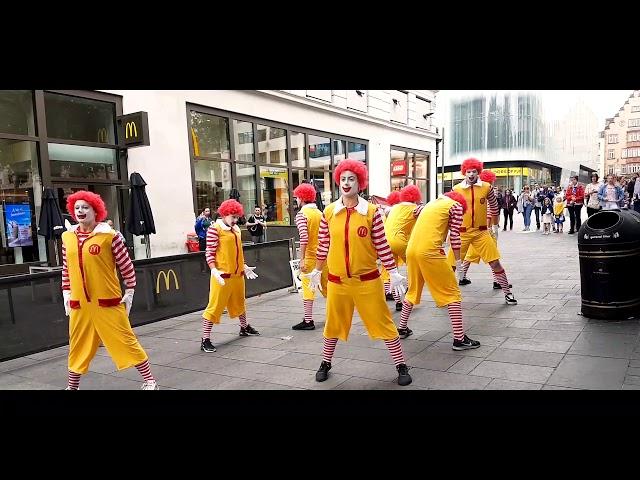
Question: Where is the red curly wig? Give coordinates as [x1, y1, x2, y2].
[66, 190, 108, 222]
[444, 191, 468, 214]
[217, 199, 244, 217]
[479, 170, 496, 183]
[400, 185, 422, 203]
[461, 157, 483, 175]
[333, 158, 368, 191]
[293, 183, 317, 203]
[387, 191, 401, 206]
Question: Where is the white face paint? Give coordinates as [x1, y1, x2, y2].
[223, 214, 240, 227]
[340, 170, 359, 198]
[74, 200, 96, 227]
[465, 169, 478, 184]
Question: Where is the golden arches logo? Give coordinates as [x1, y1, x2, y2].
[125, 122, 138, 139]
[156, 269, 179, 293]
[97, 128, 108, 143]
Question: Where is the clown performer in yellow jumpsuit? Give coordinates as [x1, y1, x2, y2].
[291, 183, 327, 331]
[61, 190, 158, 390]
[380, 190, 401, 303]
[384, 184, 425, 311]
[398, 191, 481, 348]
[304, 159, 412, 385]
[447, 158, 517, 305]
[459, 169, 513, 291]
[200, 199, 260, 353]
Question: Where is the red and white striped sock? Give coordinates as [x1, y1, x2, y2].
[135, 359, 155, 382]
[384, 337, 406, 366]
[392, 289, 401, 303]
[462, 260, 471, 278]
[202, 318, 213, 340]
[447, 301, 464, 341]
[384, 281, 391, 295]
[492, 269, 498, 284]
[67, 371, 81, 390]
[493, 268, 512, 294]
[398, 300, 414, 330]
[239, 313, 248, 328]
[303, 299, 313, 323]
[322, 337, 338, 363]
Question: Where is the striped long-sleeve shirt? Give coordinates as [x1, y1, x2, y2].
[205, 225, 219, 267]
[295, 212, 308, 246]
[487, 188, 499, 217]
[316, 208, 396, 271]
[448, 203, 463, 250]
[62, 231, 135, 290]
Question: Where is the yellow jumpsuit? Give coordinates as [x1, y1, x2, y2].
[384, 202, 418, 265]
[323, 200, 398, 341]
[203, 222, 247, 323]
[63, 228, 148, 374]
[297, 205, 328, 300]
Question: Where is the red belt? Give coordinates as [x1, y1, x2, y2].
[460, 225, 487, 233]
[221, 272, 244, 278]
[328, 269, 380, 284]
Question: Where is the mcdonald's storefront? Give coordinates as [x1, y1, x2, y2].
[0, 90, 132, 276]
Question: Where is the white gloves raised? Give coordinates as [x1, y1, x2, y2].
[120, 288, 135, 316]
[387, 268, 407, 298]
[63, 290, 71, 316]
[244, 264, 258, 280]
[302, 268, 322, 290]
[211, 267, 225, 285]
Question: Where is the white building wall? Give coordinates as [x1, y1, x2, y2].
[102, 90, 440, 259]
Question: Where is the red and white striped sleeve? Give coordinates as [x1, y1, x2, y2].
[372, 209, 396, 271]
[112, 234, 136, 288]
[487, 188, 499, 217]
[448, 203, 463, 250]
[316, 213, 330, 261]
[295, 211, 308, 246]
[413, 204, 425, 218]
[61, 243, 70, 291]
[205, 225, 219, 267]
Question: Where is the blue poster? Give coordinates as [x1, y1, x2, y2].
[5, 203, 33, 247]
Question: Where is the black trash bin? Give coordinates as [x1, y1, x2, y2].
[578, 209, 640, 320]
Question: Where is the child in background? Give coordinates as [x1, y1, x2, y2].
[541, 197, 553, 235]
[553, 195, 565, 234]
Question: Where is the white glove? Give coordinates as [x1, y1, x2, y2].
[244, 264, 258, 280]
[491, 224, 499, 240]
[63, 290, 71, 316]
[210, 267, 225, 285]
[302, 268, 322, 290]
[387, 268, 407, 298]
[120, 288, 135, 316]
[455, 260, 464, 282]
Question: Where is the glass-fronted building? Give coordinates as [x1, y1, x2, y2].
[437, 91, 561, 194]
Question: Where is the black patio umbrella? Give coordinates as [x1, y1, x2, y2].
[309, 179, 325, 211]
[127, 172, 156, 259]
[229, 188, 241, 200]
[37, 187, 66, 266]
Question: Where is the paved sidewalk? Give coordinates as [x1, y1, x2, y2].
[2, 213, 639, 390]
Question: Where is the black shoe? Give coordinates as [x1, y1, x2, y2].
[396, 363, 412, 386]
[493, 282, 513, 290]
[397, 327, 413, 339]
[452, 334, 481, 351]
[503, 228, 506, 231]
[568, 230, 575, 234]
[505, 293, 518, 305]
[385, 292, 395, 301]
[240, 324, 260, 336]
[395, 302, 403, 311]
[200, 338, 217, 353]
[292, 320, 315, 330]
[459, 278, 472, 286]
[315, 361, 331, 382]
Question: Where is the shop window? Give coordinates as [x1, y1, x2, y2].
[45, 92, 116, 144]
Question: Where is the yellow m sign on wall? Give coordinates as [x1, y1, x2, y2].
[156, 269, 180, 294]
[117, 112, 150, 148]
